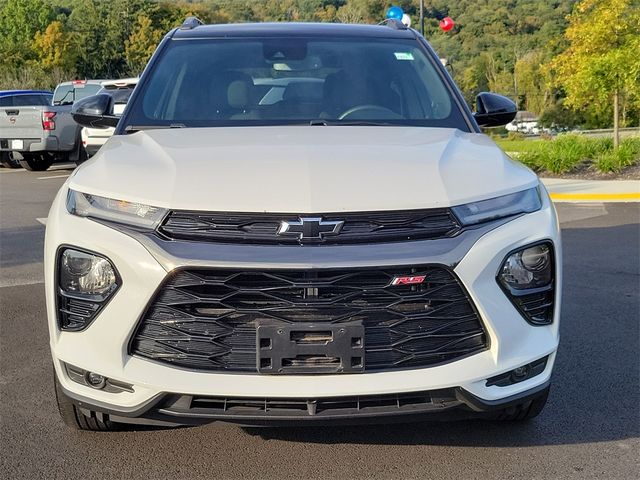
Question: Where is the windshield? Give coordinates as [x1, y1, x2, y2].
[53, 84, 102, 105]
[101, 86, 135, 104]
[125, 37, 468, 130]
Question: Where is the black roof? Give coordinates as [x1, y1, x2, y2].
[172, 22, 416, 40]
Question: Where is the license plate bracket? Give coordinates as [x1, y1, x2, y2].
[257, 323, 365, 374]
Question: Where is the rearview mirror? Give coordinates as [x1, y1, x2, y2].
[71, 94, 119, 129]
[473, 92, 517, 127]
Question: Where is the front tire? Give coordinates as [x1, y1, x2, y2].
[19, 153, 53, 171]
[54, 375, 120, 431]
[0, 151, 21, 168]
[493, 386, 550, 421]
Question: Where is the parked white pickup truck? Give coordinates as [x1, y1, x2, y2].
[81, 78, 138, 157]
[0, 80, 102, 171]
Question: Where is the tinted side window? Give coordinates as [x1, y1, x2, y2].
[0, 97, 11, 107]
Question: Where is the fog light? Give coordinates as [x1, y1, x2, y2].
[57, 247, 120, 331]
[486, 357, 548, 387]
[64, 363, 134, 393]
[500, 243, 552, 290]
[60, 249, 117, 296]
[512, 365, 530, 381]
[497, 242, 555, 325]
[85, 372, 106, 389]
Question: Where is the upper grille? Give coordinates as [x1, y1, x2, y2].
[157, 209, 461, 245]
[130, 266, 487, 373]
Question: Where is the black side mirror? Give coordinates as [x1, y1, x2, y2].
[71, 94, 119, 129]
[473, 92, 517, 127]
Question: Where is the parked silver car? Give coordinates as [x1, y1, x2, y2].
[0, 90, 53, 168]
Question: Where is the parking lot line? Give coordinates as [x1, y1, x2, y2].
[0, 163, 75, 175]
[49, 163, 76, 170]
[0, 278, 44, 288]
[37, 174, 70, 180]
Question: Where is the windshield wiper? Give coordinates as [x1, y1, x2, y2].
[309, 119, 398, 126]
[124, 124, 186, 134]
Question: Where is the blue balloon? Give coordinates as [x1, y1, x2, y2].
[386, 6, 404, 20]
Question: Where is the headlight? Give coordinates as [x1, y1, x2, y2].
[66, 189, 167, 229]
[452, 187, 541, 226]
[497, 242, 555, 325]
[57, 248, 120, 331]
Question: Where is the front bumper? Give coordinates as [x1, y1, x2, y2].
[45, 185, 561, 424]
[59, 375, 551, 427]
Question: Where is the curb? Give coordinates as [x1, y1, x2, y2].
[542, 178, 640, 203]
[549, 192, 640, 202]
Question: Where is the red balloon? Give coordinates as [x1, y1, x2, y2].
[439, 17, 454, 32]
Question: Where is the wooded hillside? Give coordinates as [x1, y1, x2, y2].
[1, 0, 638, 129]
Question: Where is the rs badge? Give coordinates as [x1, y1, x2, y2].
[390, 275, 426, 286]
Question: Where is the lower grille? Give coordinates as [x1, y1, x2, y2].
[130, 266, 487, 373]
[510, 287, 554, 325]
[158, 389, 462, 419]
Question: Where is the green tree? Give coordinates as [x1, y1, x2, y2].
[515, 51, 552, 114]
[315, 4, 339, 21]
[32, 20, 77, 72]
[66, 0, 107, 78]
[2, 0, 598, 106]
[0, 0, 55, 66]
[550, 0, 640, 146]
[336, 1, 366, 22]
[154, 1, 230, 29]
[125, 15, 163, 75]
[425, 0, 575, 106]
[101, 0, 157, 77]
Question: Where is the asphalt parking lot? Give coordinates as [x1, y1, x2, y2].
[1, 165, 638, 480]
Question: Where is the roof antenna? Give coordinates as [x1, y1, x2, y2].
[181, 16, 204, 30]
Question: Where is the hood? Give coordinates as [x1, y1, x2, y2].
[69, 126, 538, 212]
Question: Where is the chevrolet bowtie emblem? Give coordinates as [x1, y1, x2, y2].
[278, 217, 344, 241]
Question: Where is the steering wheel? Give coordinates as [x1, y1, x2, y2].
[338, 104, 403, 121]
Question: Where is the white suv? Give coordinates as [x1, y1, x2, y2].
[46, 19, 561, 431]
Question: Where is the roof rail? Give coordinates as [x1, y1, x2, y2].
[180, 16, 204, 30]
[379, 18, 408, 30]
